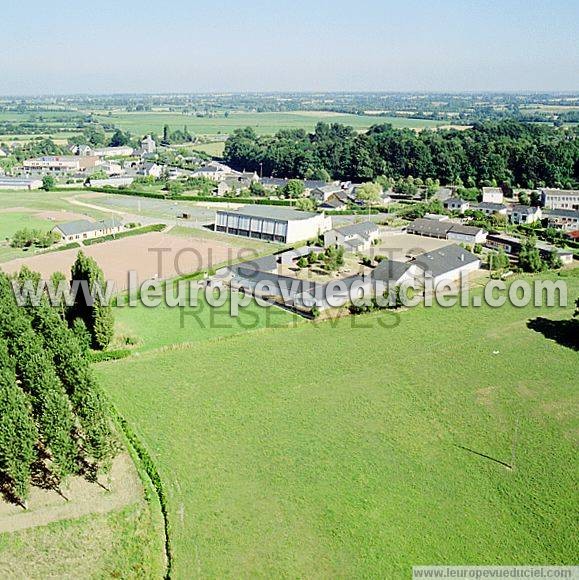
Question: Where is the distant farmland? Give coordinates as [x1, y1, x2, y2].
[91, 111, 445, 136]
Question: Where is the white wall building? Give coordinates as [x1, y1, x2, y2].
[510, 205, 542, 225]
[482, 187, 504, 204]
[52, 219, 123, 242]
[0, 177, 43, 190]
[540, 189, 579, 211]
[324, 221, 380, 251]
[22, 155, 100, 173]
[215, 206, 331, 244]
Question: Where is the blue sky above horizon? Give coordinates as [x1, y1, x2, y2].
[1, 0, 578, 95]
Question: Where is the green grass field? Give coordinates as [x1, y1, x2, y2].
[0, 190, 111, 262]
[92, 111, 444, 136]
[113, 291, 298, 353]
[96, 273, 579, 578]
[189, 141, 226, 157]
[0, 190, 105, 217]
[0, 500, 164, 578]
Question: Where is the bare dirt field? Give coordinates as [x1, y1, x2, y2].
[0, 453, 141, 534]
[34, 210, 93, 222]
[1, 232, 239, 290]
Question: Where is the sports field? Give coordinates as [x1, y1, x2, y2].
[95, 272, 579, 577]
[91, 111, 444, 136]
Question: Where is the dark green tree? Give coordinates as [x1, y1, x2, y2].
[518, 238, 545, 272]
[0, 339, 37, 504]
[42, 175, 56, 191]
[69, 252, 114, 350]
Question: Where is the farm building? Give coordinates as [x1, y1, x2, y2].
[0, 177, 43, 190]
[215, 205, 331, 244]
[52, 219, 123, 242]
[91, 146, 134, 157]
[324, 221, 380, 251]
[544, 209, 579, 231]
[261, 177, 289, 190]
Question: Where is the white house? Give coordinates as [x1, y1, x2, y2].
[138, 162, 163, 178]
[510, 205, 542, 225]
[193, 162, 236, 181]
[473, 202, 508, 216]
[141, 135, 156, 154]
[323, 221, 380, 251]
[311, 184, 343, 203]
[443, 198, 470, 213]
[482, 187, 504, 204]
[52, 219, 123, 242]
[215, 205, 331, 244]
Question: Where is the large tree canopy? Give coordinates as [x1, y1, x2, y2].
[224, 120, 579, 189]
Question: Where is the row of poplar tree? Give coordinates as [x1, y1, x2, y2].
[0, 252, 117, 505]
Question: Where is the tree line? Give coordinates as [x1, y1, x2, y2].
[224, 120, 579, 189]
[0, 253, 116, 506]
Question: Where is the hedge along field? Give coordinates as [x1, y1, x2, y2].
[92, 111, 445, 136]
[95, 273, 579, 578]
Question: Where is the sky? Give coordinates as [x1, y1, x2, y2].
[1, 0, 578, 94]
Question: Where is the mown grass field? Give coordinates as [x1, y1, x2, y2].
[0, 500, 164, 578]
[0, 190, 111, 262]
[92, 111, 444, 136]
[188, 141, 226, 157]
[96, 272, 579, 578]
[113, 291, 298, 353]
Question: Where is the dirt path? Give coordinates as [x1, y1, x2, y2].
[0, 453, 142, 534]
[67, 195, 127, 217]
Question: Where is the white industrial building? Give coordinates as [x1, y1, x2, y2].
[215, 205, 331, 244]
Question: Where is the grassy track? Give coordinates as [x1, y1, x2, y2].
[0, 500, 164, 578]
[96, 273, 579, 577]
